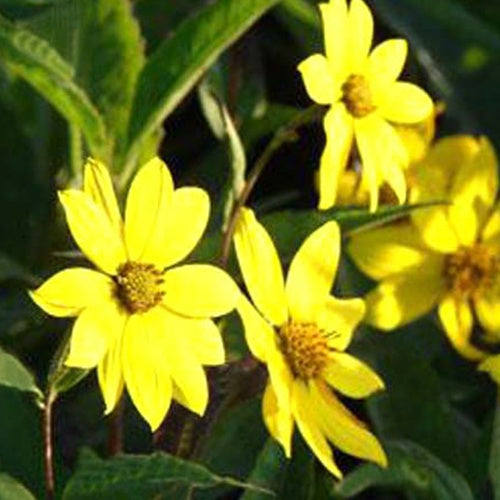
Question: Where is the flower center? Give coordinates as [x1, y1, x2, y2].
[116, 261, 165, 314]
[278, 321, 329, 380]
[341, 74, 376, 118]
[443, 244, 498, 299]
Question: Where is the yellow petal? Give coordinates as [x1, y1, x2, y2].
[286, 221, 340, 322]
[449, 137, 499, 246]
[157, 309, 209, 415]
[291, 379, 343, 478]
[478, 354, 500, 384]
[182, 318, 225, 366]
[322, 352, 384, 398]
[65, 300, 126, 369]
[262, 382, 294, 458]
[234, 208, 287, 325]
[122, 312, 173, 431]
[378, 82, 433, 124]
[476, 290, 500, 334]
[365, 255, 444, 330]
[310, 380, 387, 466]
[124, 157, 174, 262]
[98, 331, 125, 415]
[316, 296, 365, 351]
[318, 104, 354, 210]
[346, 0, 373, 73]
[267, 343, 294, 416]
[348, 223, 428, 281]
[298, 54, 338, 105]
[236, 294, 275, 362]
[144, 187, 210, 269]
[482, 204, 500, 246]
[320, 0, 348, 79]
[368, 39, 407, 93]
[162, 264, 239, 318]
[83, 158, 122, 235]
[29, 268, 113, 317]
[59, 190, 126, 274]
[438, 295, 486, 361]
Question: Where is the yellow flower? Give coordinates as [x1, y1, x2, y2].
[298, 0, 433, 211]
[30, 158, 239, 430]
[234, 208, 386, 477]
[349, 136, 500, 360]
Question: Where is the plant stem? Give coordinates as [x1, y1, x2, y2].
[219, 104, 323, 267]
[107, 396, 124, 456]
[69, 123, 83, 180]
[43, 390, 56, 500]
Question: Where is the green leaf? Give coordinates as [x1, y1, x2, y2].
[63, 449, 273, 500]
[335, 440, 474, 500]
[0, 347, 42, 402]
[123, 0, 282, 177]
[0, 473, 36, 500]
[0, 15, 107, 157]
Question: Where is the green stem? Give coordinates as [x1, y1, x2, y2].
[69, 123, 83, 180]
[42, 390, 56, 500]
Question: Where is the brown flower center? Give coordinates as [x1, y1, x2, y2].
[443, 244, 498, 299]
[116, 261, 165, 314]
[278, 321, 329, 380]
[341, 74, 376, 118]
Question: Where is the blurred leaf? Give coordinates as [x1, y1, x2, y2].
[490, 390, 500, 500]
[63, 448, 273, 500]
[335, 440, 474, 500]
[0, 473, 36, 500]
[0, 15, 107, 157]
[124, 0, 282, 176]
[0, 253, 36, 284]
[0, 347, 42, 402]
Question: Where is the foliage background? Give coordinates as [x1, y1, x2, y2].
[1, 0, 500, 498]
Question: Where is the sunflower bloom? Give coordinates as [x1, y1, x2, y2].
[349, 136, 500, 360]
[234, 208, 386, 477]
[30, 158, 239, 430]
[298, 0, 433, 211]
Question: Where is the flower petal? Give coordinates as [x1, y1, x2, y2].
[291, 379, 343, 478]
[449, 137, 499, 246]
[162, 264, 239, 318]
[122, 311, 173, 431]
[144, 187, 210, 269]
[320, 0, 348, 79]
[236, 294, 275, 362]
[318, 105, 354, 210]
[59, 190, 126, 274]
[286, 221, 341, 323]
[482, 204, 500, 246]
[476, 289, 500, 334]
[234, 208, 287, 325]
[182, 318, 225, 366]
[267, 343, 294, 417]
[438, 294, 486, 361]
[316, 296, 365, 351]
[29, 268, 114, 317]
[298, 54, 338, 105]
[83, 158, 122, 235]
[378, 82, 433, 124]
[347, 0, 373, 73]
[322, 351, 384, 398]
[157, 309, 210, 415]
[97, 329, 125, 415]
[348, 223, 428, 281]
[310, 380, 387, 466]
[65, 300, 126, 369]
[365, 255, 445, 330]
[478, 354, 500, 384]
[368, 39, 407, 91]
[262, 382, 294, 458]
[124, 157, 174, 262]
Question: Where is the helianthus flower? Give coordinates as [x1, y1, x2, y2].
[298, 0, 433, 211]
[30, 158, 239, 430]
[234, 208, 386, 477]
[349, 136, 499, 360]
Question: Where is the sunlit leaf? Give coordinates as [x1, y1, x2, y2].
[0, 473, 36, 500]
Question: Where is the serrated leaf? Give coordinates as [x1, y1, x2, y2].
[0, 473, 36, 500]
[124, 0, 281, 174]
[0, 347, 42, 402]
[63, 449, 273, 500]
[0, 15, 107, 157]
[335, 440, 474, 500]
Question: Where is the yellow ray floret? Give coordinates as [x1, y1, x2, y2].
[29, 157, 240, 431]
